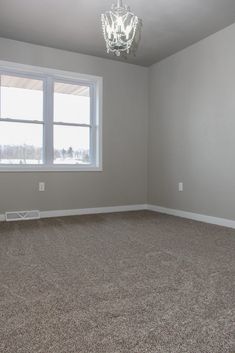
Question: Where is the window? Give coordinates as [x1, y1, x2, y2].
[0, 64, 102, 171]
[53, 81, 91, 165]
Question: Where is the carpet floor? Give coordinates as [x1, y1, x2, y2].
[0, 211, 234, 353]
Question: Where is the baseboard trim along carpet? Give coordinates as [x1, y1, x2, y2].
[148, 204, 235, 230]
[0, 204, 148, 222]
[1, 204, 235, 229]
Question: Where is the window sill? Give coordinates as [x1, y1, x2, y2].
[0, 165, 103, 172]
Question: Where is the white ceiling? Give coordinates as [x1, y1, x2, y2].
[0, 0, 235, 66]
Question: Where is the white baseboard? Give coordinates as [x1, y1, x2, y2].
[148, 204, 235, 229]
[0, 204, 148, 221]
[41, 204, 148, 219]
[1, 203, 234, 229]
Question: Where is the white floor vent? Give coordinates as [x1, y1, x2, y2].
[5, 210, 40, 222]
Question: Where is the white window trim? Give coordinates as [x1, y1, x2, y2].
[0, 60, 103, 172]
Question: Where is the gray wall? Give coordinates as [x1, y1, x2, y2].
[0, 38, 148, 213]
[1, 22, 235, 220]
[148, 23, 235, 220]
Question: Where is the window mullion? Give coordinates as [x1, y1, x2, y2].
[53, 122, 91, 128]
[0, 118, 43, 124]
[0, 74, 1, 119]
[44, 77, 54, 165]
[90, 84, 96, 166]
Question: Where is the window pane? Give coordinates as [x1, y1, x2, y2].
[0, 75, 43, 121]
[54, 125, 90, 164]
[0, 122, 43, 164]
[54, 82, 90, 124]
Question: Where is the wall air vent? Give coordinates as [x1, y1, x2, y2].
[5, 210, 40, 222]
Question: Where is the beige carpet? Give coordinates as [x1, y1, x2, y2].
[0, 211, 234, 353]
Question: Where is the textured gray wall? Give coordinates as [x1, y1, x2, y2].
[0, 38, 148, 213]
[148, 24, 235, 220]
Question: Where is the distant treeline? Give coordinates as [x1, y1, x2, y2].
[0, 145, 89, 162]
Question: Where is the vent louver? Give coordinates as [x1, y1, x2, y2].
[5, 210, 40, 222]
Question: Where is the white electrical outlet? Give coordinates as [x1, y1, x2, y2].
[178, 182, 183, 192]
[39, 182, 45, 192]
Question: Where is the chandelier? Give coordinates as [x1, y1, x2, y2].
[101, 0, 140, 56]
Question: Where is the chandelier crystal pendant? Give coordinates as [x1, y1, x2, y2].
[101, 0, 139, 56]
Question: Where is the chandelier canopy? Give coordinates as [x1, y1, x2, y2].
[101, 0, 140, 56]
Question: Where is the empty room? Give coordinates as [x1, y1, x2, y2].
[0, 0, 234, 352]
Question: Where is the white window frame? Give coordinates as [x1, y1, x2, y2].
[0, 60, 103, 172]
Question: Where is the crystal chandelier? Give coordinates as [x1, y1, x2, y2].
[101, 0, 139, 56]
